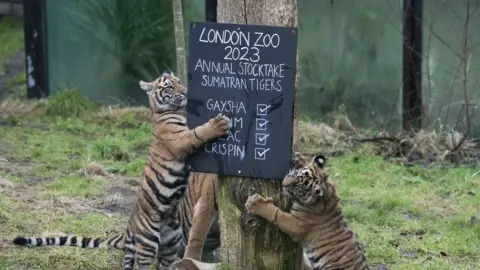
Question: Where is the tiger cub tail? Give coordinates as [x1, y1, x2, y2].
[12, 233, 126, 250]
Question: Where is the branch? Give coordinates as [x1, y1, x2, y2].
[356, 136, 401, 143]
[452, 0, 473, 152]
[424, 7, 438, 126]
[428, 26, 462, 59]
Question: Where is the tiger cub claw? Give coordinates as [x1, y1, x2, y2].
[293, 152, 302, 162]
[293, 151, 307, 168]
[209, 113, 232, 137]
[245, 193, 273, 215]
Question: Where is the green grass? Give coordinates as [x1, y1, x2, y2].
[46, 176, 105, 197]
[0, 107, 478, 269]
[45, 89, 96, 118]
[328, 155, 479, 269]
[5, 71, 27, 99]
[1, 81, 480, 269]
[0, 17, 24, 75]
[0, 112, 144, 269]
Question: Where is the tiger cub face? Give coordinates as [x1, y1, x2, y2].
[139, 70, 187, 112]
[282, 152, 329, 205]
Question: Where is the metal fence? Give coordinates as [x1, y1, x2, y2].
[0, 0, 23, 17]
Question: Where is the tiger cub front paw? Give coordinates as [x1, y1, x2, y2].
[245, 193, 274, 215]
[293, 151, 307, 168]
[207, 113, 232, 138]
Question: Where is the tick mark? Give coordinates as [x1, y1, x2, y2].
[255, 118, 269, 131]
[256, 104, 270, 116]
[255, 133, 270, 146]
[254, 148, 270, 160]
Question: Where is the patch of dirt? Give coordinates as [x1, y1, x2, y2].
[414, 199, 460, 218]
[402, 211, 420, 221]
[470, 214, 480, 225]
[401, 251, 418, 258]
[37, 195, 93, 214]
[25, 176, 53, 183]
[124, 178, 139, 186]
[85, 162, 107, 176]
[97, 185, 136, 216]
[75, 164, 138, 215]
[400, 229, 426, 240]
[376, 264, 389, 270]
[6, 182, 93, 217]
[0, 155, 38, 177]
[0, 177, 15, 189]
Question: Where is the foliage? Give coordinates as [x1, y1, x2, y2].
[0, 17, 24, 75]
[182, 0, 205, 59]
[67, 0, 175, 85]
[45, 89, 96, 118]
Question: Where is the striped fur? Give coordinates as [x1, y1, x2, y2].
[245, 152, 369, 270]
[176, 172, 220, 261]
[12, 71, 232, 270]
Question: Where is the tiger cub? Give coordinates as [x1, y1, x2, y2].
[245, 152, 369, 270]
[12, 71, 232, 270]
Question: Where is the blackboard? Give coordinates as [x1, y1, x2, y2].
[186, 21, 298, 180]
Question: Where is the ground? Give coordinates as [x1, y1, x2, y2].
[0, 17, 479, 270]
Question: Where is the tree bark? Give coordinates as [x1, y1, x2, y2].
[172, 0, 187, 83]
[217, 1, 302, 269]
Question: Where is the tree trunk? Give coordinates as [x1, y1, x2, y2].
[217, 1, 302, 269]
[172, 0, 187, 83]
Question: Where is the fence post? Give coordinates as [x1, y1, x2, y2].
[402, 0, 423, 130]
[22, 0, 48, 98]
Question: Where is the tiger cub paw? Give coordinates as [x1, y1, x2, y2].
[208, 113, 232, 137]
[293, 152, 301, 163]
[293, 151, 307, 168]
[245, 193, 274, 215]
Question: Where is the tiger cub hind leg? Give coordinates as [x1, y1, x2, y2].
[181, 173, 219, 261]
[183, 203, 218, 260]
[155, 222, 183, 270]
[121, 229, 160, 270]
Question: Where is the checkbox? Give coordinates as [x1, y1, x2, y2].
[255, 133, 269, 146]
[256, 118, 269, 131]
[256, 104, 270, 116]
[254, 148, 270, 160]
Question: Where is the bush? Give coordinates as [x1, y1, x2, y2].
[45, 89, 95, 118]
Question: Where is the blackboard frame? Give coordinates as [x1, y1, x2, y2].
[185, 21, 299, 180]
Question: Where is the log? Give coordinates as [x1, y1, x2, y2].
[216, 1, 302, 269]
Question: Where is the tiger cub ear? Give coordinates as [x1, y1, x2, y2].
[313, 155, 326, 169]
[139, 80, 153, 92]
[162, 70, 173, 77]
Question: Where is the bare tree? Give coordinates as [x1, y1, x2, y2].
[172, 0, 187, 83]
[216, 1, 303, 269]
[425, 0, 479, 150]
